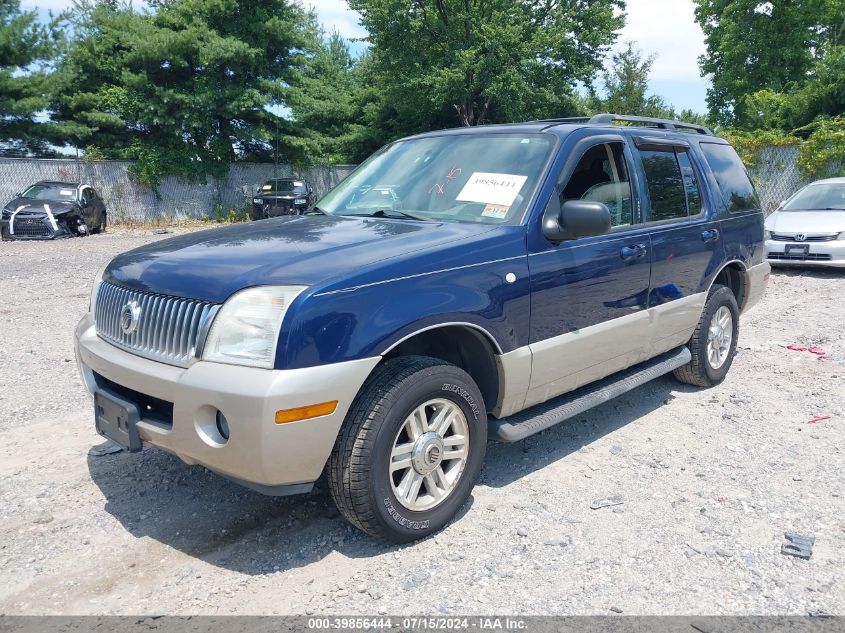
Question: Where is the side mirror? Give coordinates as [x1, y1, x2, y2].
[543, 198, 611, 242]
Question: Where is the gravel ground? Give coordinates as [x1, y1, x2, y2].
[0, 229, 843, 616]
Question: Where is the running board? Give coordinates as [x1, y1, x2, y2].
[489, 346, 691, 442]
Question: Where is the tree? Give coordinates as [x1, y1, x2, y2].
[0, 0, 60, 155]
[348, 0, 625, 135]
[51, 0, 312, 186]
[741, 45, 845, 130]
[283, 29, 368, 164]
[694, 0, 843, 125]
[589, 42, 672, 118]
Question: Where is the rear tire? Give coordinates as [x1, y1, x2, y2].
[673, 284, 739, 387]
[326, 356, 487, 543]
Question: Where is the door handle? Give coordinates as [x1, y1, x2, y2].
[701, 228, 720, 243]
[620, 243, 647, 261]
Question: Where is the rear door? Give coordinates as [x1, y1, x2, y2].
[630, 136, 724, 356]
[524, 131, 652, 409]
[698, 141, 765, 268]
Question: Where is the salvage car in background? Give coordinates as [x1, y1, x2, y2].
[765, 178, 845, 267]
[1, 181, 107, 240]
[251, 178, 314, 219]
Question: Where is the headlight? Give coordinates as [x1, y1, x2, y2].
[89, 260, 110, 315]
[253, 197, 262, 204]
[764, 230, 773, 239]
[839, 231, 845, 240]
[295, 198, 306, 205]
[202, 286, 305, 369]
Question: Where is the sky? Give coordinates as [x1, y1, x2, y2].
[25, 0, 711, 113]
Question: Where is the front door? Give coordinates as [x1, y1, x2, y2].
[524, 133, 652, 409]
[79, 186, 97, 227]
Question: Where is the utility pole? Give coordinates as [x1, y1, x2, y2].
[274, 119, 279, 180]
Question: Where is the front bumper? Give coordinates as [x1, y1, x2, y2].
[75, 313, 380, 491]
[765, 238, 845, 268]
[1, 215, 77, 240]
[253, 200, 308, 218]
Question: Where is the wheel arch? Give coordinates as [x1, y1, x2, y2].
[380, 323, 501, 414]
[708, 260, 749, 311]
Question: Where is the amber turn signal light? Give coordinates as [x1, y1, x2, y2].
[275, 400, 338, 424]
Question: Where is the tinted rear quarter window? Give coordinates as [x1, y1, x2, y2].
[700, 143, 760, 212]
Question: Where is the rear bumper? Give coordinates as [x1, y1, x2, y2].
[74, 313, 380, 490]
[742, 261, 770, 313]
[765, 238, 845, 268]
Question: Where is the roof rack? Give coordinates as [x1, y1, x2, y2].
[540, 113, 713, 136]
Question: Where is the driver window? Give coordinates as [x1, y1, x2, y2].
[561, 142, 633, 228]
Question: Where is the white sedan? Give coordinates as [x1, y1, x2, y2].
[765, 177, 845, 268]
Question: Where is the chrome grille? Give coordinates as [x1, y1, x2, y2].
[770, 233, 838, 242]
[12, 219, 51, 237]
[94, 281, 218, 367]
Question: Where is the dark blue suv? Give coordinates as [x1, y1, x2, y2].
[75, 114, 770, 542]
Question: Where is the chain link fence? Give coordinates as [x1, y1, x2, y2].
[0, 158, 356, 224]
[747, 144, 810, 214]
[0, 146, 812, 224]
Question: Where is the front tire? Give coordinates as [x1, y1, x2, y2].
[673, 284, 739, 387]
[326, 356, 487, 543]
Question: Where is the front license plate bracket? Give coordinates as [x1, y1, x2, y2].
[94, 391, 142, 452]
[785, 243, 809, 256]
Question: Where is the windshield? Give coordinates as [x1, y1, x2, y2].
[318, 133, 555, 224]
[783, 183, 845, 211]
[261, 179, 307, 194]
[22, 184, 77, 202]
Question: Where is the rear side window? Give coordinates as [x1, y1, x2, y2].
[700, 142, 760, 212]
[638, 148, 688, 222]
[677, 151, 703, 213]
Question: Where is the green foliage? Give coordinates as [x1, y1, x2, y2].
[723, 118, 845, 180]
[211, 203, 249, 223]
[796, 117, 845, 179]
[740, 46, 845, 131]
[720, 128, 798, 169]
[349, 0, 625, 137]
[589, 42, 672, 118]
[694, 0, 842, 126]
[124, 140, 201, 191]
[282, 27, 369, 164]
[82, 145, 108, 161]
[51, 0, 312, 181]
[0, 0, 62, 155]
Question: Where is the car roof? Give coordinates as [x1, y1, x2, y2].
[31, 180, 82, 187]
[402, 113, 724, 144]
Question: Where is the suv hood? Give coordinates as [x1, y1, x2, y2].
[105, 215, 499, 303]
[766, 210, 845, 234]
[4, 197, 79, 215]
